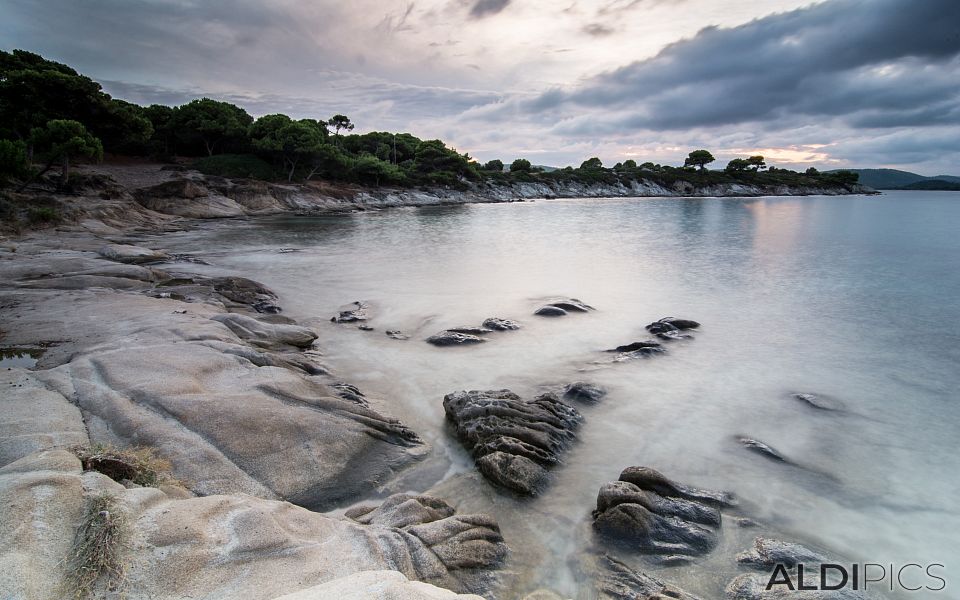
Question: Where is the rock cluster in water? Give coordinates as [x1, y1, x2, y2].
[331, 300, 369, 323]
[592, 466, 735, 560]
[442, 389, 582, 495]
[606, 316, 700, 361]
[427, 317, 522, 346]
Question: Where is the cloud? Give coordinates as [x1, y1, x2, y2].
[582, 23, 615, 37]
[468, 0, 510, 18]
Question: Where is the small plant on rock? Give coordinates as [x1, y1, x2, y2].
[73, 443, 177, 487]
[66, 493, 127, 599]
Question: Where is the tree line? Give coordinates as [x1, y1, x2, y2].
[0, 49, 858, 190]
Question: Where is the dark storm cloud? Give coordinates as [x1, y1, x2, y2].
[530, 0, 960, 134]
[468, 0, 510, 18]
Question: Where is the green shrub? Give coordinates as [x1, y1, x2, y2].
[26, 206, 60, 224]
[0, 139, 29, 184]
[192, 153, 278, 180]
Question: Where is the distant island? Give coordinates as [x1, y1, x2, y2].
[829, 168, 960, 190]
[1, 49, 873, 231]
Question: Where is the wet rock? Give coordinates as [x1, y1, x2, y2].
[563, 381, 608, 403]
[331, 301, 369, 323]
[654, 328, 693, 340]
[447, 326, 493, 335]
[726, 573, 870, 600]
[607, 341, 665, 353]
[482, 317, 521, 331]
[209, 276, 281, 311]
[331, 383, 368, 406]
[658, 317, 700, 330]
[597, 554, 705, 600]
[736, 537, 828, 568]
[427, 331, 486, 346]
[358, 325, 374, 331]
[98, 243, 170, 264]
[593, 466, 734, 557]
[738, 437, 790, 463]
[442, 389, 582, 495]
[792, 392, 843, 411]
[386, 330, 410, 340]
[535, 298, 594, 316]
[212, 313, 318, 349]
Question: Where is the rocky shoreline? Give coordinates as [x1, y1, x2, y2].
[0, 170, 884, 599]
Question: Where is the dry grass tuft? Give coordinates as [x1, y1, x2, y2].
[74, 443, 178, 487]
[67, 493, 127, 598]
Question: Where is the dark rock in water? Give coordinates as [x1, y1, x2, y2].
[331, 383, 368, 406]
[535, 298, 594, 316]
[596, 554, 705, 600]
[737, 517, 761, 528]
[358, 325, 374, 331]
[563, 381, 608, 403]
[658, 317, 700, 330]
[345, 493, 508, 592]
[482, 317, 521, 331]
[644, 321, 678, 335]
[792, 392, 843, 411]
[427, 331, 486, 346]
[535, 305, 568, 317]
[654, 329, 692, 340]
[443, 389, 582, 495]
[385, 330, 410, 340]
[550, 298, 594, 312]
[729, 538, 869, 600]
[447, 326, 493, 335]
[209, 276, 280, 310]
[331, 301, 368, 323]
[607, 341, 664, 353]
[593, 466, 734, 557]
[613, 346, 667, 361]
[738, 437, 790, 463]
[736, 537, 828, 568]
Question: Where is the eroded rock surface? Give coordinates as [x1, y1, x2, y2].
[596, 555, 705, 600]
[482, 318, 521, 331]
[593, 467, 734, 558]
[562, 381, 608, 403]
[443, 389, 582, 495]
[0, 451, 505, 599]
[332, 301, 369, 323]
[427, 331, 487, 346]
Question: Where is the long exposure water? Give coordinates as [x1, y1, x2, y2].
[151, 191, 959, 598]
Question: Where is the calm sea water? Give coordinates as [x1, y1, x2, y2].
[153, 190, 960, 597]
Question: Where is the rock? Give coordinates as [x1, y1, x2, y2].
[593, 467, 735, 557]
[0, 454, 504, 599]
[482, 318, 521, 331]
[597, 554, 705, 600]
[212, 313, 318, 349]
[332, 301, 369, 323]
[738, 437, 790, 463]
[386, 330, 411, 340]
[534, 305, 568, 317]
[446, 326, 493, 335]
[607, 341, 664, 353]
[0, 369, 89, 467]
[653, 329, 692, 340]
[535, 298, 594, 317]
[736, 537, 828, 568]
[726, 573, 870, 600]
[98, 243, 170, 264]
[562, 381, 608, 403]
[358, 325, 374, 331]
[273, 571, 488, 600]
[443, 389, 582, 495]
[792, 392, 843, 411]
[657, 317, 700, 330]
[427, 331, 486, 346]
[208, 276, 281, 310]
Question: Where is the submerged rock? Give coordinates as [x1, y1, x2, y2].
[658, 317, 700, 330]
[738, 437, 791, 463]
[792, 392, 844, 412]
[443, 389, 582, 495]
[593, 466, 734, 557]
[482, 317, 521, 331]
[208, 276, 282, 312]
[563, 381, 608, 403]
[534, 305, 567, 317]
[447, 326, 493, 335]
[736, 537, 828, 568]
[596, 554, 705, 600]
[726, 574, 870, 600]
[608, 341, 665, 353]
[427, 331, 487, 346]
[385, 330, 410, 340]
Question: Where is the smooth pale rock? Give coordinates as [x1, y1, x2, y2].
[482, 318, 521, 331]
[211, 313, 318, 349]
[272, 571, 487, 600]
[562, 381, 607, 403]
[0, 369, 89, 467]
[0, 454, 505, 600]
[98, 243, 170, 264]
[443, 389, 582, 495]
[427, 331, 486, 346]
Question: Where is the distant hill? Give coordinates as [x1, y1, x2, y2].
[898, 179, 960, 191]
[830, 168, 960, 189]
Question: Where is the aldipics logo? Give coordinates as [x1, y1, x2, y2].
[767, 563, 947, 593]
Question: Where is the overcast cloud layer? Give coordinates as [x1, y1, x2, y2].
[2, 0, 958, 173]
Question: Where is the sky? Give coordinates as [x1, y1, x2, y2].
[2, 0, 959, 174]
